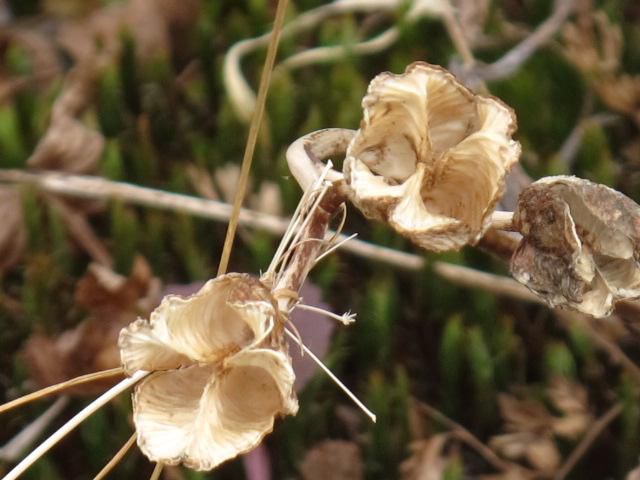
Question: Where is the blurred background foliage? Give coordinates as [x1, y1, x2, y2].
[1, 0, 640, 478]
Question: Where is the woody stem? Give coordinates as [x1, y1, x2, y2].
[274, 184, 345, 306]
[489, 211, 516, 232]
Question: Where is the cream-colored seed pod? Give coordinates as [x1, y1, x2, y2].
[118, 273, 298, 470]
[344, 62, 521, 251]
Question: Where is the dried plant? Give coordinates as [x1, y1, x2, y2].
[489, 378, 592, 474]
[511, 175, 640, 317]
[344, 62, 520, 251]
[2, 1, 640, 479]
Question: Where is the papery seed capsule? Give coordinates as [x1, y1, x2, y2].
[511, 175, 640, 317]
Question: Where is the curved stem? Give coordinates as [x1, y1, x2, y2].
[285, 128, 354, 191]
[489, 211, 516, 232]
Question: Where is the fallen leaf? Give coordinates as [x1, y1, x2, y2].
[401, 435, 451, 480]
[300, 440, 363, 480]
[23, 257, 160, 394]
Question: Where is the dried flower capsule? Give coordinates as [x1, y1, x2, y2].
[119, 273, 298, 470]
[344, 61, 520, 251]
[511, 176, 640, 317]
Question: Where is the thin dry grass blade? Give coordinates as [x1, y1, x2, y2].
[93, 432, 137, 480]
[217, 0, 290, 275]
[149, 462, 164, 480]
[0, 368, 123, 415]
[3, 371, 147, 480]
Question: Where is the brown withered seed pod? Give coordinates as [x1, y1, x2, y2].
[511, 175, 640, 317]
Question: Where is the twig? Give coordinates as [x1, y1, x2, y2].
[0, 397, 69, 463]
[93, 433, 137, 480]
[416, 401, 533, 475]
[467, 0, 576, 83]
[217, 0, 290, 276]
[490, 211, 516, 232]
[224, 0, 451, 121]
[556, 113, 619, 168]
[223, 0, 403, 122]
[553, 403, 623, 480]
[277, 27, 399, 71]
[0, 169, 422, 271]
[432, 262, 541, 304]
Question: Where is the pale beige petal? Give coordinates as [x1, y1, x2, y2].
[418, 64, 478, 157]
[133, 349, 297, 471]
[344, 157, 406, 221]
[424, 100, 519, 233]
[118, 318, 194, 374]
[348, 65, 431, 182]
[133, 365, 212, 466]
[119, 273, 276, 373]
[388, 164, 465, 251]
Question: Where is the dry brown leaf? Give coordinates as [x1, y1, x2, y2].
[0, 186, 26, 275]
[562, 11, 622, 77]
[28, 115, 104, 174]
[595, 75, 640, 124]
[491, 378, 594, 474]
[57, 0, 200, 63]
[491, 394, 559, 473]
[498, 394, 553, 432]
[489, 432, 560, 473]
[23, 257, 160, 394]
[547, 377, 592, 439]
[400, 435, 451, 480]
[300, 440, 363, 480]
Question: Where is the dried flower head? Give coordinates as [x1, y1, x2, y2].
[119, 273, 298, 470]
[344, 62, 520, 251]
[511, 176, 640, 317]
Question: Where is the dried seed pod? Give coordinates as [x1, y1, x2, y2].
[344, 61, 520, 251]
[511, 175, 640, 317]
[119, 273, 298, 470]
[119, 273, 278, 373]
[133, 348, 297, 471]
